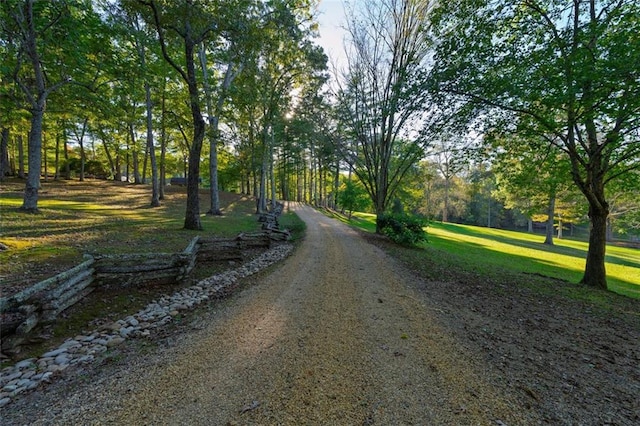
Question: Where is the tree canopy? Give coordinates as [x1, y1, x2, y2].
[428, 0, 640, 289]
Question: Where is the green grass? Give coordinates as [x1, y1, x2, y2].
[342, 212, 640, 299]
[279, 207, 307, 242]
[0, 179, 261, 287]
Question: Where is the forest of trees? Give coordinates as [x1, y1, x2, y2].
[1, 0, 638, 290]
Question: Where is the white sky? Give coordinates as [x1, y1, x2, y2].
[315, 0, 349, 72]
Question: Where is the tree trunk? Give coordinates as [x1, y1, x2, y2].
[145, 81, 160, 207]
[207, 115, 222, 214]
[200, 47, 237, 216]
[183, 39, 205, 231]
[257, 124, 270, 214]
[21, 107, 44, 212]
[18, 134, 25, 179]
[581, 205, 608, 289]
[159, 80, 167, 200]
[43, 132, 48, 181]
[543, 195, 555, 245]
[443, 177, 450, 222]
[54, 129, 60, 180]
[270, 129, 276, 210]
[557, 215, 563, 239]
[63, 129, 70, 179]
[142, 142, 149, 184]
[0, 128, 9, 179]
[77, 118, 88, 182]
[333, 159, 340, 209]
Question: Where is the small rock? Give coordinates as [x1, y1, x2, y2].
[54, 353, 70, 366]
[21, 370, 35, 379]
[60, 339, 81, 349]
[47, 364, 68, 373]
[0, 397, 11, 408]
[39, 372, 53, 383]
[15, 358, 36, 370]
[16, 378, 33, 388]
[106, 337, 125, 347]
[2, 372, 23, 383]
[42, 348, 67, 358]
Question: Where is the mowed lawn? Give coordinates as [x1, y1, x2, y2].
[349, 212, 640, 299]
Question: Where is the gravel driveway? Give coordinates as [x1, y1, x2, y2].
[2, 203, 637, 425]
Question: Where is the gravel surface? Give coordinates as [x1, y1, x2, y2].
[2, 203, 638, 425]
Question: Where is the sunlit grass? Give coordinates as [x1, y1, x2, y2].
[0, 179, 261, 288]
[428, 223, 639, 298]
[337, 211, 640, 299]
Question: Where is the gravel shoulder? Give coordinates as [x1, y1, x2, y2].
[2, 203, 638, 425]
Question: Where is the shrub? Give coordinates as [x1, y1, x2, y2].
[378, 213, 428, 245]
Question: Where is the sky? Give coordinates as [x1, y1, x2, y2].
[315, 0, 349, 71]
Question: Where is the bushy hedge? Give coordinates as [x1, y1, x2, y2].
[378, 213, 428, 245]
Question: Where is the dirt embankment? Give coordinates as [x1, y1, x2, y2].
[2, 203, 639, 425]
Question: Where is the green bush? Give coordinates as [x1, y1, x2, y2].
[378, 213, 428, 245]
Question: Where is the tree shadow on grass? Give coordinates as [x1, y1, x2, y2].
[435, 222, 638, 269]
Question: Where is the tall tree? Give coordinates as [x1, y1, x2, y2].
[135, 0, 220, 229]
[336, 0, 435, 232]
[430, 132, 470, 222]
[1, 0, 105, 211]
[232, 0, 326, 213]
[430, 0, 640, 289]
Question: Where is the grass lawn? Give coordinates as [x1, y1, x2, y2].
[0, 178, 262, 293]
[344, 211, 640, 299]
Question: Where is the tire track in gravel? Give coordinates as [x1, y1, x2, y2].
[7, 203, 532, 425]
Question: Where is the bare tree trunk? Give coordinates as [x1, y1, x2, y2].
[199, 46, 235, 216]
[54, 128, 60, 180]
[145, 81, 160, 206]
[21, 109, 44, 212]
[257, 123, 270, 214]
[43, 132, 48, 181]
[557, 215, 563, 239]
[63, 128, 70, 179]
[270, 129, 276, 210]
[333, 159, 340, 209]
[582, 205, 608, 289]
[129, 123, 141, 184]
[142, 142, 148, 184]
[543, 195, 555, 245]
[1, 128, 10, 180]
[17, 134, 25, 179]
[443, 176, 450, 222]
[159, 79, 167, 200]
[75, 118, 88, 182]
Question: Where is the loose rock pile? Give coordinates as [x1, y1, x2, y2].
[0, 244, 293, 408]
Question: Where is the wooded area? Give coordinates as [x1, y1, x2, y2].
[1, 0, 638, 291]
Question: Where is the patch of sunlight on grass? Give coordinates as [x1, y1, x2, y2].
[0, 198, 23, 207]
[329, 208, 639, 299]
[350, 212, 377, 233]
[428, 222, 639, 299]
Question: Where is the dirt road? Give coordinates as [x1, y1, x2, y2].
[3, 203, 638, 425]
